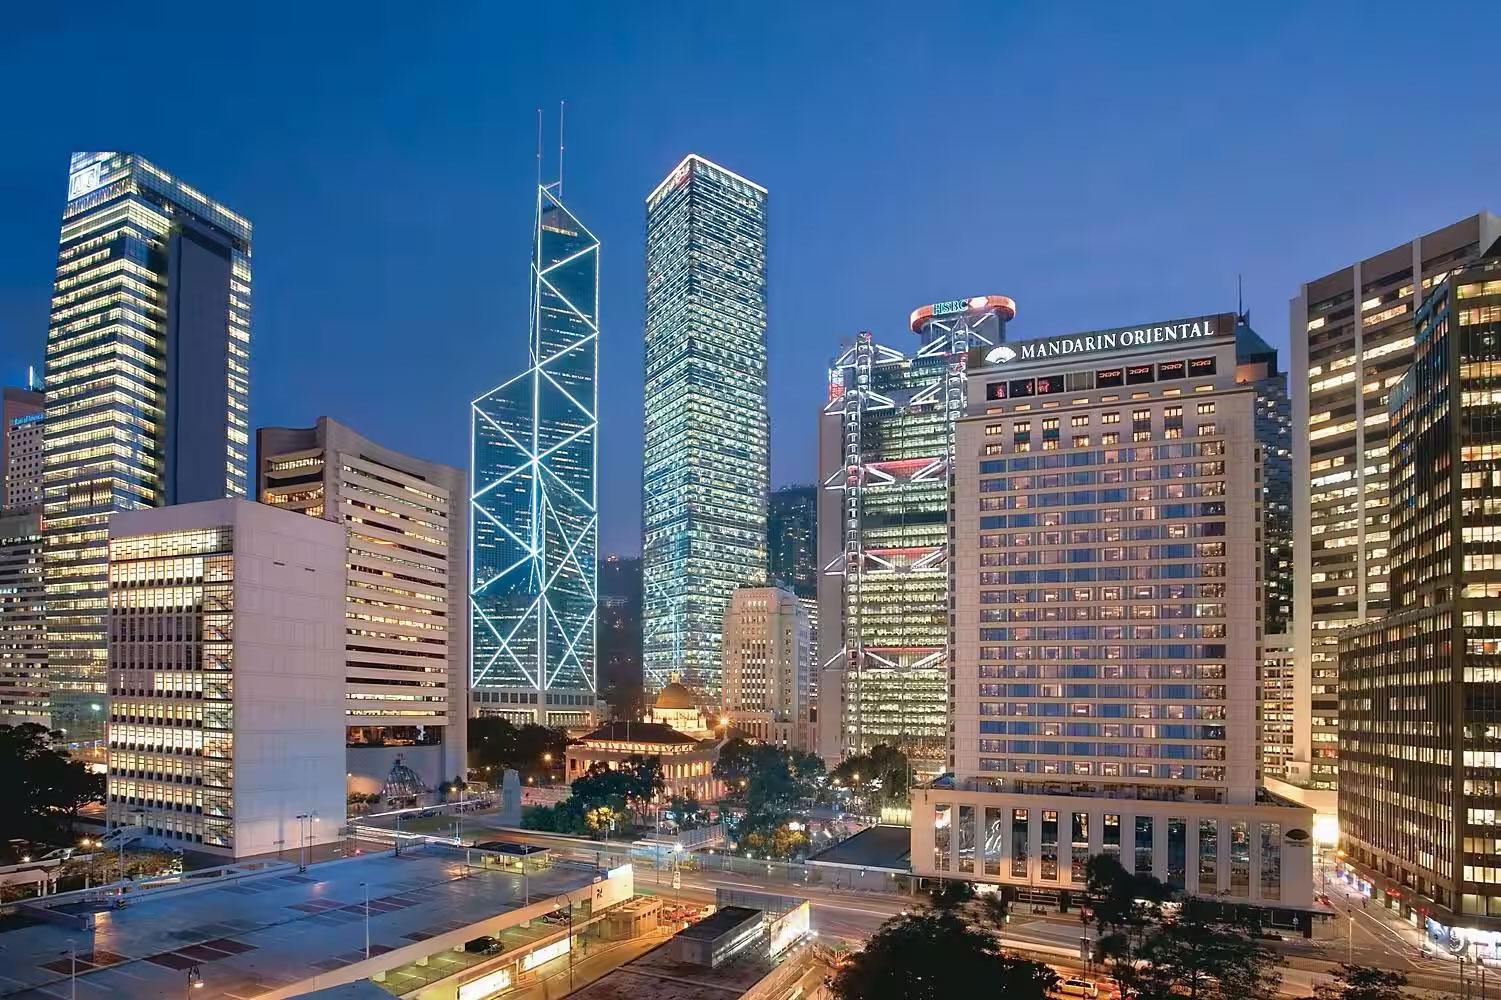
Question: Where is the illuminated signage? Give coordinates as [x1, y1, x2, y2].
[986, 381, 1008, 400]
[9, 413, 43, 428]
[522, 937, 571, 971]
[988, 315, 1230, 366]
[1096, 367, 1124, 388]
[1189, 356, 1217, 376]
[1157, 359, 1186, 380]
[459, 967, 514, 1000]
[1125, 364, 1155, 385]
[931, 299, 969, 317]
[67, 163, 105, 201]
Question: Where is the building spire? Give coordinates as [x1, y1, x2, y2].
[558, 100, 566, 198]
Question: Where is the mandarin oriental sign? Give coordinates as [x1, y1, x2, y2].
[986, 313, 1232, 365]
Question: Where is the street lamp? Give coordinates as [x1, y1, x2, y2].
[186, 964, 203, 996]
[361, 881, 370, 960]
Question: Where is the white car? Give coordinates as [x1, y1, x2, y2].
[1057, 978, 1099, 999]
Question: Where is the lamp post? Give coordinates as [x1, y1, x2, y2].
[362, 881, 370, 959]
[67, 943, 76, 1000]
[295, 814, 310, 872]
[185, 963, 203, 997]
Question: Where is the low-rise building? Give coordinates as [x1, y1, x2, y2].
[564, 721, 724, 803]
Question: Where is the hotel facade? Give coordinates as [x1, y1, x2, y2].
[913, 314, 1313, 912]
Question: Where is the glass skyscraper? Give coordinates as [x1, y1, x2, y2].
[470, 182, 599, 728]
[642, 154, 768, 701]
[44, 152, 251, 747]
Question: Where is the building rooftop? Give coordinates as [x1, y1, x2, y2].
[0, 845, 602, 999]
[675, 906, 761, 941]
[579, 721, 699, 746]
[567, 934, 779, 1000]
[654, 682, 697, 710]
[807, 825, 913, 872]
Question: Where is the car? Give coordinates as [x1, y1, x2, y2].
[1056, 978, 1099, 999]
[1259, 930, 1284, 941]
[419, 810, 437, 818]
[464, 936, 500, 954]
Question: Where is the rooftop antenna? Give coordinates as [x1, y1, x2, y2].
[1237, 273, 1245, 321]
[558, 100, 566, 197]
[535, 107, 543, 189]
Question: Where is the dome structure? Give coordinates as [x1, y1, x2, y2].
[655, 681, 697, 710]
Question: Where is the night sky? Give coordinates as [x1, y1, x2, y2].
[4, 2, 1499, 555]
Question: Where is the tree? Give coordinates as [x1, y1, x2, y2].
[0, 724, 104, 851]
[585, 805, 620, 836]
[831, 909, 1056, 1000]
[1314, 965, 1408, 1000]
[1132, 898, 1281, 1000]
[931, 879, 976, 910]
[831, 743, 908, 808]
[468, 718, 570, 780]
[667, 793, 707, 831]
[713, 737, 759, 788]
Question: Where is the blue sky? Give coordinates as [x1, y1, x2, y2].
[3, 1, 1498, 553]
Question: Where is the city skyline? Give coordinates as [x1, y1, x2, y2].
[7, 6, 1501, 555]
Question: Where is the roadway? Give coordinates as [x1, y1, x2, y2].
[367, 816, 1480, 997]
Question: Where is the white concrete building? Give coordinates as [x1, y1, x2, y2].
[257, 417, 468, 795]
[721, 586, 811, 750]
[105, 499, 347, 858]
[913, 314, 1314, 914]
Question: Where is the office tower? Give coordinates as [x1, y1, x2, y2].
[0, 513, 47, 726]
[258, 417, 468, 786]
[598, 555, 643, 720]
[1234, 319, 1293, 637]
[642, 154, 768, 702]
[1292, 213, 1501, 795]
[44, 152, 252, 748]
[471, 180, 599, 727]
[816, 297, 1012, 775]
[3, 383, 43, 514]
[1260, 635, 1296, 781]
[721, 585, 811, 750]
[768, 485, 817, 598]
[1340, 248, 1501, 936]
[913, 314, 1313, 912]
[105, 499, 345, 857]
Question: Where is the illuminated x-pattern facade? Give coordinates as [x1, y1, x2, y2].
[642, 154, 769, 701]
[816, 298, 1011, 776]
[470, 184, 599, 727]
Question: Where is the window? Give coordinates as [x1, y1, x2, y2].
[1072, 435, 1090, 448]
[1102, 412, 1121, 424]
[1197, 423, 1217, 436]
[1071, 415, 1089, 427]
[1197, 402, 1215, 415]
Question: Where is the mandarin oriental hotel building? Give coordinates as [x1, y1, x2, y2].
[912, 313, 1315, 917]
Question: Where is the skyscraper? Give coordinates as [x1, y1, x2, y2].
[642, 154, 768, 702]
[914, 313, 1313, 911]
[258, 417, 468, 787]
[3, 383, 43, 514]
[598, 555, 643, 720]
[768, 485, 817, 599]
[1292, 213, 1500, 794]
[817, 298, 1012, 775]
[471, 181, 599, 728]
[44, 152, 252, 748]
[0, 512, 46, 727]
[1339, 246, 1501, 936]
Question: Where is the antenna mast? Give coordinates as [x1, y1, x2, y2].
[558, 100, 566, 197]
[535, 108, 543, 188]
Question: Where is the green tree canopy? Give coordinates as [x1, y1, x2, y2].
[831, 909, 1056, 1000]
[570, 755, 664, 812]
[831, 743, 908, 806]
[0, 724, 104, 851]
[468, 718, 569, 778]
[1313, 964, 1408, 1000]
